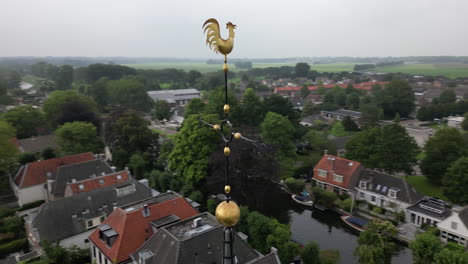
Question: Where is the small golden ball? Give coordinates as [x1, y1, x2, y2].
[215, 201, 240, 227]
[223, 104, 230, 114]
[234, 132, 242, 140]
[224, 147, 230, 156]
[224, 185, 231, 194]
[213, 124, 220, 130]
[223, 64, 229, 73]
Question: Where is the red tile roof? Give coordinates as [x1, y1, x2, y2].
[89, 197, 198, 263]
[313, 155, 364, 190]
[67, 170, 130, 196]
[14, 152, 96, 188]
[274, 82, 389, 93]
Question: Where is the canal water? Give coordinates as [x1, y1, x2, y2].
[226, 179, 413, 264]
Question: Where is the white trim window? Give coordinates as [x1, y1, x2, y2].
[388, 188, 399, 199]
[333, 174, 343, 183]
[318, 170, 327, 178]
[359, 180, 367, 189]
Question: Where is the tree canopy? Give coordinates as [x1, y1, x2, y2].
[1, 105, 46, 139]
[442, 157, 468, 204]
[261, 112, 296, 160]
[153, 100, 172, 121]
[421, 127, 467, 185]
[346, 124, 418, 174]
[235, 88, 265, 127]
[43, 90, 97, 126]
[295, 62, 311, 77]
[107, 77, 153, 112]
[55, 121, 103, 155]
[409, 230, 443, 264]
[373, 79, 415, 117]
[354, 219, 397, 264]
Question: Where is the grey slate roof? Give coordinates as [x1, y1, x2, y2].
[300, 114, 328, 125]
[51, 159, 113, 196]
[322, 109, 362, 118]
[458, 207, 468, 230]
[406, 197, 452, 221]
[131, 213, 280, 264]
[148, 89, 200, 104]
[17, 134, 59, 153]
[357, 170, 424, 205]
[32, 179, 153, 243]
[328, 135, 351, 150]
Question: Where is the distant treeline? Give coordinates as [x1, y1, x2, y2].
[417, 100, 468, 121]
[353, 61, 404, 71]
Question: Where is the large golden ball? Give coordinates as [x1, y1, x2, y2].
[223, 104, 230, 114]
[234, 132, 241, 140]
[215, 201, 240, 227]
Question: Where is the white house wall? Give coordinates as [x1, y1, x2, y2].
[437, 213, 468, 247]
[59, 230, 94, 249]
[16, 184, 47, 206]
[355, 188, 409, 213]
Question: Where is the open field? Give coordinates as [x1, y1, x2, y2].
[405, 175, 448, 200]
[372, 63, 468, 78]
[123, 62, 355, 73]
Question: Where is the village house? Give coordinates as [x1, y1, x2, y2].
[88, 192, 199, 264]
[446, 116, 465, 129]
[129, 212, 281, 264]
[406, 197, 452, 227]
[10, 152, 96, 206]
[49, 159, 114, 200]
[313, 154, 364, 195]
[320, 109, 362, 121]
[64, 170, 130, 197]
[437, 206, 468, 248]
[300, 114, 328, 127]
[354, 170, 423, 214]
[147, 89, 200, 106]
[10, 134, 59, 154]
[27, 179, 154, 250]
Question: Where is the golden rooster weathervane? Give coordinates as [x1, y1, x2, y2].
[203, 18, 237, 68]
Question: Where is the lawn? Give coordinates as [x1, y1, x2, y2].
[405, 175, 448, 200]
[371, 63, 468, 78]
[123, 62, 355, 73]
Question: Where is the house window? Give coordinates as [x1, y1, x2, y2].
[115, 184, 136, 197]
[359, 192, 364, 199]
[359, 181, 367, 189]
[99, 179, 105, 185]
[79, 184, 85, 190]
[318, 170, 327, 177]
[93, 245, 96, 258]
[371, 196, 376, 203]
[87, 220, 94, 228]
[451, 221, 458, 230]
[117, 174, 122, 180]
[388, 188, 399, 199]
[333, 187, 340, 194]
[333, 174, 343, 183]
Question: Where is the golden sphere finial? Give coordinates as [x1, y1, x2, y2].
[234, 133, 241, 140]
[223, 104, 230, 114]
[213, 124, 220, 131]
[223, 63, 229, 73]
[224, 185, 231, 194]
[224, 147, 231, 156]
[215, 200, 240, 227]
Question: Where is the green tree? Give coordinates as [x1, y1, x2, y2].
[168, 114, 219, 188]
[128, 153, 147, 179]
[43, 242, 90, 264]
[284, 177, 305, 194]
[433, 248, 468, 264]
[236, 88, 265, 127]
[18, 153, 37, 165]
[334, 90, 347, 107]
[320, 249, 341, 264]
[354, 219, 397, 264]
[346, 124, 418, 174]
[302, 242, 321, 264]
[442, 157, 468, 204]
[54, 65, 74, 90]
[43, 90, 97, 126]
[409, 231, 443, 264]
[376, 79, 415, 117]
[87, 77, 109, 111]
[204, 86, 238, 117]
[330, 122, 348, 136]
[185, 98, 206, 117]
[55, 121, 103, 154]
[302, 130, 329, 151]
[2, 105, 46, 139]
[462, 112, 468, 131]
[421, 128, 467, 185]
[295, 62, 311, 77]
[342, 116, 359, 131]
[41, 147, 56, 160]
[0, 121, 17, 171]
[153, 100, 172, 120]
[261, 112, 296, 159]
[346, 93, 360, 110]
[247, 211, 274, 253]
[107, 77, 153, 112]
[301, 84, 310, 98]
[439, 90, 457, 104]
[264, 94, 299, 123]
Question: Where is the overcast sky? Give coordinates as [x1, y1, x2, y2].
[1, 0, 467, 58]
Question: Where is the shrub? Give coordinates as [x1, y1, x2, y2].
[373, 207, 383, 214]
[320, 249, 340, 264]
[367, 203, 375, 211]
[313, 187, 338, 208]
[0, 238, 28, 259]
[19, 200, 45, 211]
[284, 178, 306, 194]
[338, 198, 352, 212]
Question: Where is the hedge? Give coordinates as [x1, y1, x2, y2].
[0, 238, 28, 259]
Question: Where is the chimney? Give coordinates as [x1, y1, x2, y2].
[270, 247, 278, 255]
[111, 166, 116, 172]
[331, 157, 335, 171]
[72, 179, 76, 183]
[101, 172, 106, 176]
[142, 204, 150, 217]
[324, 150, 328, 156]
[192, 217, 202, 228]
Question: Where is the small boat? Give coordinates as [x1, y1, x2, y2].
[313, 203, 328, 211]
[341, 215, 369, 232]
[292, 194, 314, 207]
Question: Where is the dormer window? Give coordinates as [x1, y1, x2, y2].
[452, 221, 458, 230]
[99, 179, 105, 185]
[117, 174, 122, 180]
[79, 184, 85, 190]
[359, 180, 367, 189]
[388, 188, 399, 199]
[115, 184, 136, 197]
[138, 250, 153, 264]
[333, 174, 343, 183]
[318, 169, 327, 177]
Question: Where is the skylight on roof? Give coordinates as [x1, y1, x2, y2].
[376, 184, 381, 191]
[382, 186, 388, 193]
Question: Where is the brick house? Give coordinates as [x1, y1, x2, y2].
[313, 154, 364, 195]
